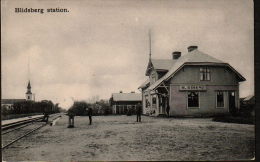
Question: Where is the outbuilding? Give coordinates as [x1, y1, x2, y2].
[109, 92, 142, 115]
[139, 46, 246, 117]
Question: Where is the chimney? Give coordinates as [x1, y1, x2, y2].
[172, 51, 181, 59]
[187, 46, 198, 52]
[119, 90, 123, 93]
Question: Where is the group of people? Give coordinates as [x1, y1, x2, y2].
[86, 103, 143, 124]
[67, 103, 143, 127]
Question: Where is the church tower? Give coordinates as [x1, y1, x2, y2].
[26, 81, 33, 101]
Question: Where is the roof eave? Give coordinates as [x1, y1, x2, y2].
[148, 62, 246, 90]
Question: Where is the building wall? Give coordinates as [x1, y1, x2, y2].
[26, 93, 33, 101]
[170, 66, 238, 85]
[142, 91, 151, 115]
[168, 66, 240, 116]
[169, 85, 239, 116]
[142, 92, 148, 114]
[111, 101, 141, 114]
[142, 90, 159, 116]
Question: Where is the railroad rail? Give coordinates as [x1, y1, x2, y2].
[2, 114, 62, 150]
[2, 115, 44, 130]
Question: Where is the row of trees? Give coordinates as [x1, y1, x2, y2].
[1, 100, 65, 115]
[67, 99, 112, 116]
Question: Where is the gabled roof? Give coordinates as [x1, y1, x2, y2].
[138, 79, 150, 89]
[151, 59, 176, 70]
[1, 99, 26, 104]
[147, 49, 246, 91]
[111, 93, 142, 101]
[145, 59, 176, 76]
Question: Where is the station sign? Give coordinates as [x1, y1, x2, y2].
[179, 85, 206, 91]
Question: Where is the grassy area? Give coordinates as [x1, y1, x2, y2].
[1, 113, 43, 120]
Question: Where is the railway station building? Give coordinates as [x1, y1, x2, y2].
[109, 92, 142, 115]
[139, 46, 245, 117]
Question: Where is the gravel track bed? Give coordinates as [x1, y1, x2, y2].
[2, 115, 255, 161]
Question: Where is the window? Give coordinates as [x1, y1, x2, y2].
[116, 106, 119, 114]
[152, 96, 157, 105]
[200, 67, 210, 81]
[124, 105, 128, 114]
[151, 74, 156, 83]
[145, 96, 149, 107]
[216, 91, 224, 108]
[188, 92, 199, 108]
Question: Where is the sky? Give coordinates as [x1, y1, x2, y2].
[1, 0, 254, 109]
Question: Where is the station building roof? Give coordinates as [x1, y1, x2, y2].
[142, 48, 246, 91]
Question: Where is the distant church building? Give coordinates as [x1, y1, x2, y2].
[1, 80, 35, 109]
[139, 44, 245, 117]
[25, 81, 34, 101]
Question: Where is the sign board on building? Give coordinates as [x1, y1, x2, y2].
[179, 85, 206, 91]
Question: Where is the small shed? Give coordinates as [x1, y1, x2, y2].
[109, 92, 142, 115]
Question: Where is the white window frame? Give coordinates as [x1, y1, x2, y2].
[145, 95, 149, 108]
[200, 67, 211, 81]
[216, 91, 225, 108]
[187, 91, 200, 109]
[151, 73, 156, 83]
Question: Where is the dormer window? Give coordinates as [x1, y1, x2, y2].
[151, 73, 156, 83]
[200, 67, 210, 81]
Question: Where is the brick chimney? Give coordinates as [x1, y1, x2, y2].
[172, 51, 181, 59]
[187, 46, 198, 52]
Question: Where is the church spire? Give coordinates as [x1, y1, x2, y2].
[27, 80, 31, 89]
[149, 29, 152, 61]
[25, 51, 33, 101]
[26, 80, 33, 101]
[26, 80, 32, 94]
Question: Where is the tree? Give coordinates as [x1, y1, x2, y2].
[67, 99, 112, 116]
[68, 101, 91, 116]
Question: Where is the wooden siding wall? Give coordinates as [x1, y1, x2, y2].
[168, 66, 240, 116]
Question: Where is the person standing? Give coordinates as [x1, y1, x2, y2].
[43, 112, 49, 123]
[136, 103, 142, 122]
[166, 97, 170, 117]
[88, 107, 93, 125]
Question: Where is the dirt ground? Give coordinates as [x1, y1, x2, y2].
[2, 115, 255, 161]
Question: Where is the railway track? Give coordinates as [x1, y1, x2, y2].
[2, 115, 44, 131]
[1, 114, 62, 150]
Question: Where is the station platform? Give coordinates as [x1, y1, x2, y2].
[2, 115, 44, 126]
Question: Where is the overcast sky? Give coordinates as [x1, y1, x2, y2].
[1, 0, 254, 109]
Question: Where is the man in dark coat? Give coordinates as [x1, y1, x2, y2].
[43, 112, 49, 123]
[136, 103, 142, 122]
[88, 107, 93, 125]
[67, 110, 75, 128]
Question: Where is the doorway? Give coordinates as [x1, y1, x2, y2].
[159, 95, 169, 115]
[229, 91, 236, 115]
